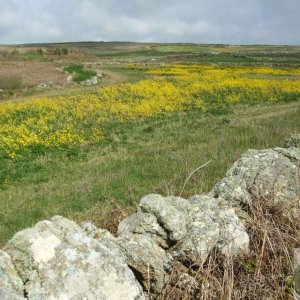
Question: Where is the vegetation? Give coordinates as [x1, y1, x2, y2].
[0, 64, 299, 159]
[0, 98, 299, 246]
[0, 43, 300, 297]
[64, 64, 97, 83]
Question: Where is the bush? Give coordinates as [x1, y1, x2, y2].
[64, 64, 96, 83]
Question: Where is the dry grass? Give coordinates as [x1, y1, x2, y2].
[159, 193, 300, 300]
[0, 61, 68, 87]
[0, 74, 22, 90]
[73, 197, 134, 235]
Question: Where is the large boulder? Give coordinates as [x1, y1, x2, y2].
[210, 147, 300, 207]
[3, 216, 145, 300]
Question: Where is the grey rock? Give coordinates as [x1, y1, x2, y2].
[139, 194, 189, 242]
[118, 234, 172, 295]
[4, 216, 145, 300]
[275, 147, 300, 165]
[118, 212, 169, 248]
[0, 250, 25, 300]
[83, 76, 98, 85]
[172, 213, 220, 264]
[66, 75, 73, 83]
[171, 195, 249, 264]
[217, 208, 249, 256]
[210, 148, 300, 206]
[171, 195, 220, 264]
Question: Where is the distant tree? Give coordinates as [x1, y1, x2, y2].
[36, 48, 43, 55]
[11, 49, 20, 56]
[62, 48, 69, 55]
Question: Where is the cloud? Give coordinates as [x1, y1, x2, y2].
[0, 0, 299, 44]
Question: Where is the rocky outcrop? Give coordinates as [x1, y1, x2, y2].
[210, 143, 299, 207]
[1, 134, 299, 299]
[2, 216, 144, 300]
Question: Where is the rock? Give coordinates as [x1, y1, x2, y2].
[210, 148, 300, 206]
[275, 147, 300, 165]
[128, 194, 249, 266]
[0, 250, 25, 299]
[170, 272, 200, 297]
[217, 208, 249, 256]
[172, 195, 221, 264]
[66, 75, 73, 83]
[118, 212, 169, 248]
[172, 213, 220, 264]
[118, 234, 172, 295]
[37, 83, 47, 88]
[170, 195, 248, 264]
[283, 133, 300, 148]
[138, 194, 190, 242]
[4, 216, 145, 300]
[83, 76, 98, 85]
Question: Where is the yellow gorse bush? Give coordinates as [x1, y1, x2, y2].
[0, 64, 299, 158]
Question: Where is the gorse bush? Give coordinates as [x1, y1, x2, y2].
[0, 64, 299, 159]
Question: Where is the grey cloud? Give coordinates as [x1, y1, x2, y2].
[0, 0, 299, 44]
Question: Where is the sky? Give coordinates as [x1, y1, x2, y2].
[0, 0, 299, 45]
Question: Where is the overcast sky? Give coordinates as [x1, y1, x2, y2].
[0, 0, 299, 45]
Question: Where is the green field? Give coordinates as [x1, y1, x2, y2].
[0, 42, 300, 246]
[0, 101, 299, 246]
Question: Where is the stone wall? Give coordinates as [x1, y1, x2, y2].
[1, 134, 299, 299]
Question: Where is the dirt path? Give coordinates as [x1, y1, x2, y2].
[231, 101, 300, 124]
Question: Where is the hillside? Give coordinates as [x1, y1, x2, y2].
[0, 43, 299, 246]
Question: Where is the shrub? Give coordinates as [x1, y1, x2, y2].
[64, 64, 96, 83]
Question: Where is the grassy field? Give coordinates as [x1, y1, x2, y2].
[0, 100, 299, 246]
[0, 43, 300, 247]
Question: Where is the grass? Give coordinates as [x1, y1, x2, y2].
[0, 101, 299, 246]
[64, 64, 96, 83]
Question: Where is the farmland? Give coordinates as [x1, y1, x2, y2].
[0, 42, 300, 246]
